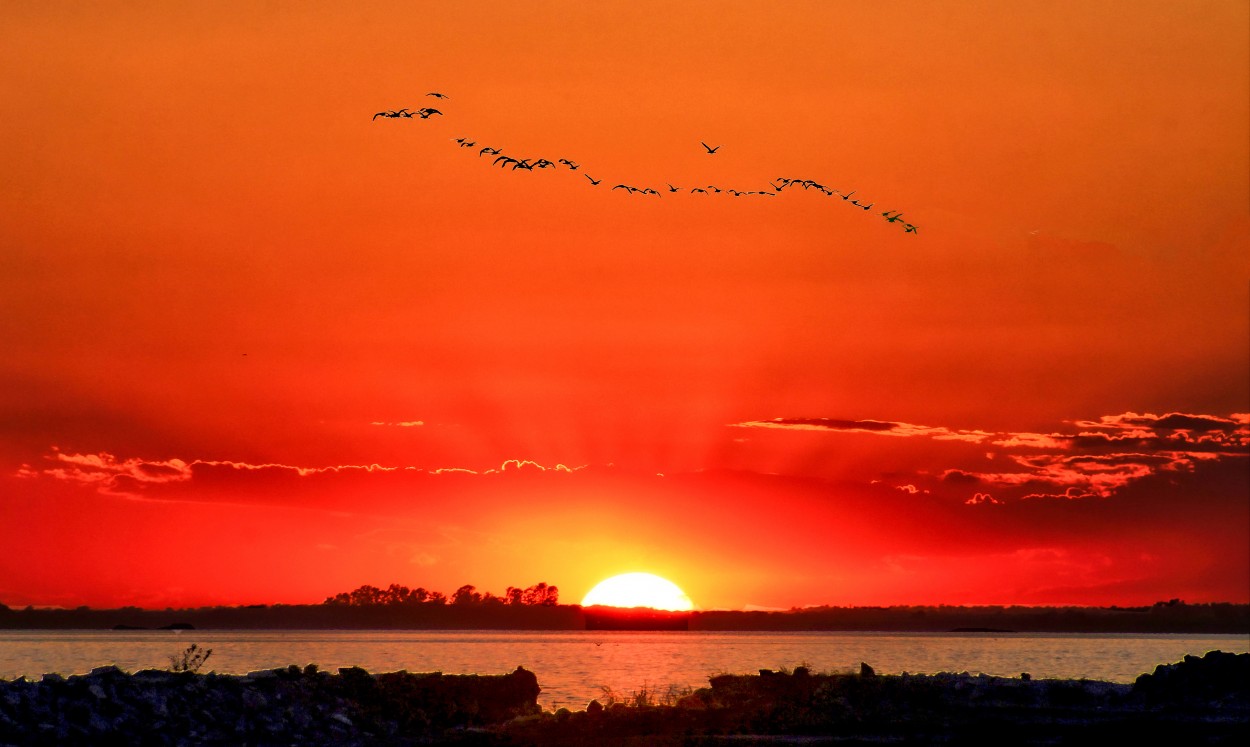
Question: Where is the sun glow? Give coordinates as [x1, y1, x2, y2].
[581, 572, 694, 611]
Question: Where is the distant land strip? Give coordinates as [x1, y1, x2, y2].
[2, 601, 1245, 634]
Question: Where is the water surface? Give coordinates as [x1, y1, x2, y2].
[2, 630, 1245, 710]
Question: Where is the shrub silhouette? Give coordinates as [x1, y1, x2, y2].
[168, 643, 212, 673]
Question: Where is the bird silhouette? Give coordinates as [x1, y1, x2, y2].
[667, 183, 680, 193]
[494, 155, 519, 168]
[558, 158, 580, 170]
[691, 187, 707, 194]
[883, 211, 905, 223]
[585, 175, 601, 185]
[707, 185, 722, 193]
[701, 142, 720, 154]
[373, 109, 406, 120]
[479, 147, 502, 157]
[417, 108, 442, 118]
[903, 223, 918, 234]
[426, 92, 449, 99]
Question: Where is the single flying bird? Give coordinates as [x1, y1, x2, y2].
[585, 175, 601, 185]
[558, 158, 580, 170]
[426, 92, 449, 99]
[701, 142, 721, 154]
[479, 147, 502, 157]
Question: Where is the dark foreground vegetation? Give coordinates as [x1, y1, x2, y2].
[2, 598, 1246, 633]
[1, 652, 1246, 746]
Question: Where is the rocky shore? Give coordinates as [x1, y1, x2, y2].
[0, 663, 539, 745]
[1, 651, 1246, 745]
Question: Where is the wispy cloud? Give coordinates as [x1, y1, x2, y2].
[19, 449, 587, 498]
[732, 410, 1247, 503]
[731, 418, 991, 442]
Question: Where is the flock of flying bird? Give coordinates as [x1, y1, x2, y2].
[374, 93, 917, 234]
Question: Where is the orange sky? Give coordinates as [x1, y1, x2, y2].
[1, 1, 1247, 610]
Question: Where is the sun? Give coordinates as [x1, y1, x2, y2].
[581, 572, 694, 611]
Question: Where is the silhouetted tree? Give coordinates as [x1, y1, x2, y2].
[349, 585, 384, 606]
[521, 582, 559, 606]
[452, 584, 482, 605]
[322, 582, 556, 607]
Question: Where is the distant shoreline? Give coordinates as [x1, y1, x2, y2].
[2, 601, 1246, 634]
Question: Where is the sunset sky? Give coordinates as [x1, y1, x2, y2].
[2, 1, 1247, 611]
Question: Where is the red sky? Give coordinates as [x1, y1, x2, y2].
[2, 1, 1247, 610]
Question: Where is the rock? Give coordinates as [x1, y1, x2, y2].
[91, 665, 123, 677]
[0, 665, 544, 743]
[586, 698, 603, 714]
[860, 662, 876, 677]
[330, 712, 354, 727]
[1133, 650, 1250, 704]
[246, 669, 278, 680]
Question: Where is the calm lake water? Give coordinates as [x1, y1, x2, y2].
[2, 630, 1246, 710]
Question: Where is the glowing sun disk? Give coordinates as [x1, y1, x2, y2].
[581, 572, 694, 611]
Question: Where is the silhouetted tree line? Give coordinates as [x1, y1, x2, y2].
[321, 583, 559, 608]
[689, 601, 1250, 634]
[2, 598, 1245, 633]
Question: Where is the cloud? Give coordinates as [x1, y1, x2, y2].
[370, 421, 424, 427]
[1071, 412, 1250, 452]
[965, 492, 1001, 505]
[19, 449, 587, 499]
[730, 418, 992, 442]
[953, 453, 1193, 498]
[731, 418, 900, 433]
[735, 410, 1246, 503]
[30, 448, 194, 495]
